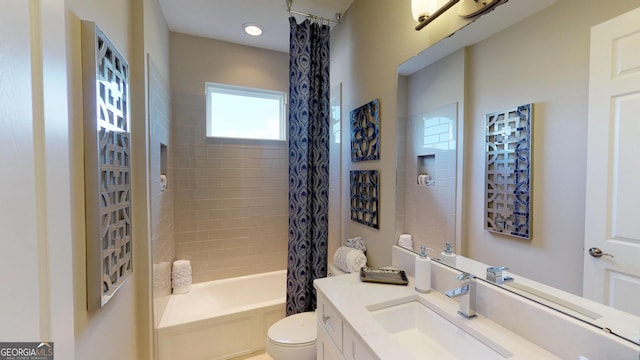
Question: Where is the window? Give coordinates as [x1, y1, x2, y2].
[205, 82, 287, 141]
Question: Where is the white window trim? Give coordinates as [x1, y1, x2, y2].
[205, 82, 287, 141]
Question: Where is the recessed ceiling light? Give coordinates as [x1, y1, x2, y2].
[243, 23, 263, 36]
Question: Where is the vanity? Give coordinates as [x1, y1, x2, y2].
[313, 246, 640, 359]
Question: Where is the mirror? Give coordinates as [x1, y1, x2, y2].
[394, 2, 640, 346]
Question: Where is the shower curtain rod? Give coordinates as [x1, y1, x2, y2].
[286, 0, 341, 25]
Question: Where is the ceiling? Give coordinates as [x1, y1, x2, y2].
[158, 0, 354, 53]
[159, 0, 559, 72]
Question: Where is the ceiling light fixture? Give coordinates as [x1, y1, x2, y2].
[243, 23, 263, 36]
[412, 0, 508, 31]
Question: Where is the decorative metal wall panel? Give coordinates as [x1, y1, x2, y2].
[82, 21, 132, 309]
[351, 99, 380, 161]
[350, 170, 379, 228]
[485, 104, 532, 239]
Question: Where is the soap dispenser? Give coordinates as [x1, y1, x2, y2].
[440, 242, 457, 267]
[414, 246, 431, 293]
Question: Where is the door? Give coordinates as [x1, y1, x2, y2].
[584, 6, 640, 316]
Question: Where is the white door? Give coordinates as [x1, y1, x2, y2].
[584, 6, 640, 317]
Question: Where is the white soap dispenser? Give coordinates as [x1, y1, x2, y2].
[440, 242, 457, 267]
[414, 245, 431, 293]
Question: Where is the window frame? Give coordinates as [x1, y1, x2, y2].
[205, 82, 287, 141]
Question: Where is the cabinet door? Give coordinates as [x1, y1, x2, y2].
[343, 323, 377, 360]
[317, 320, 345, 360]
[317, 293, 344, 352]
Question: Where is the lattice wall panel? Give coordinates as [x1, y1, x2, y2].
[351, 99, 380, 162]
[350, 170, 379, 229]
[485, 104, 532, 239]
[83, 21, 132, 309]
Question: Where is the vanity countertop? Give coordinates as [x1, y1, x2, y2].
[314, 271, 561, 360]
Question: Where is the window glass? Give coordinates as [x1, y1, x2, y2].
[205, 83, 286, 141]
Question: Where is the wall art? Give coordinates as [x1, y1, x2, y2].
[351, 99, 380, 161]
[350, 170, 379, 229]
[485, 104, 532, 239]
[82, 21, 132, 309]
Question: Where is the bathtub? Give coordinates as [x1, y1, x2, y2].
[158, 270, 286, 360]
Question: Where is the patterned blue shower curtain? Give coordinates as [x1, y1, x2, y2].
[286, 16, 330, 316]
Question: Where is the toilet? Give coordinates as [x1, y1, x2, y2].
[266, 311, 316, 360]
[266, 265, 347, 359]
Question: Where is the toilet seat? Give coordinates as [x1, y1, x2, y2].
[267, 311, 316, 346]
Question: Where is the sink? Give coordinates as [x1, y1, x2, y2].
[367, 295, 513, 359]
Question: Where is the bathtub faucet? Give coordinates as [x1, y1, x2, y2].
[445, 272, 477, 319]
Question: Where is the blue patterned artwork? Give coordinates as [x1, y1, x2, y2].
[350, 170, 379, 229]
[351, 99, 380, 161]
[485, 104, 532, 239]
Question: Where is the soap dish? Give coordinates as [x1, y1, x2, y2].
[360, 267, 409, 286]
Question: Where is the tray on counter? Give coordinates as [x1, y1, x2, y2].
[359, 267, 409, 286]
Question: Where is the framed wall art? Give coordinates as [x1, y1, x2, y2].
[82, 21, 132, 309]
[350, 170, 379, 229]
[351, 99, 380, 162]
[485, 103, 532, 239]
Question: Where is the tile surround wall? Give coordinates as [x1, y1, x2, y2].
[402, 107, 457, 254]
[171, 92, 288, 283]
[149, 58, 174, 327]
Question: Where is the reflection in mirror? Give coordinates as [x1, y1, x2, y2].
[430, 255, 640, 346]
[399, 103, 457, 254]
[394, 2, 640, 346]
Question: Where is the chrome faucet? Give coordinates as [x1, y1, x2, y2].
[486, 266, 513, 284]
[445, 272, 477, 319]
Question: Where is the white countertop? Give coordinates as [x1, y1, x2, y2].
[314, 272, 561, 360]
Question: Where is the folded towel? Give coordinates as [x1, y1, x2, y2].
[398, 234, 413, 251]
[345, 236, 367, 252]
[334, 246, 367, 273]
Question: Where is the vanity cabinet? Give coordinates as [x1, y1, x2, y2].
[317, 292, 376, 360]
[342, 323, 376, 360]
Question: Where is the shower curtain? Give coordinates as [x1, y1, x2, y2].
[286, 16, 330, 316]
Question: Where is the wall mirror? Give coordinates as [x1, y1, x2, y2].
[395, 2, 640, 346]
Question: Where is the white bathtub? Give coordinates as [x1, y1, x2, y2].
[158, 270, 286, 360]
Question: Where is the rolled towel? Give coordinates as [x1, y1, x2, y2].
[333, 246, 367, 273]
[398, 234, 413, 250]
[172, 260, 192, 294]
[153, 261, 172, 295]
[345, 236, 366, 252]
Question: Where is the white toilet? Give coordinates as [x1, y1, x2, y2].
[266, 311, 316, 360]
[266, 265, 347, 359]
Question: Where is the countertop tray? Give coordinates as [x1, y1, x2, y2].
[359, 267, 409, 286]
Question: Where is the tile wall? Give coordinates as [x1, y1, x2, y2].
[401, 104, 457, 256]
[171, 92, 288, 283]
[149, 58, 174, 328]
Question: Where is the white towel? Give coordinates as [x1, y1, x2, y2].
[398, 234, 413, 250]
[333, 246, 367, 273]
[172, 259, 192, 294]
[345, 236, 366, 252]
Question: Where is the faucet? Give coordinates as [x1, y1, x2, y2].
[445, 272, 477, 319]
[486, 266, 513, 284]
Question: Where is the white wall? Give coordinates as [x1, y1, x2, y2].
[0, 1, 74, 359]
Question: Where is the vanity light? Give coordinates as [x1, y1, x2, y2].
[412, 0, 508, 31]
[243, 23, 263, 36]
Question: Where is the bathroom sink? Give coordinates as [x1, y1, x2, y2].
[367, 295, 513, 359]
